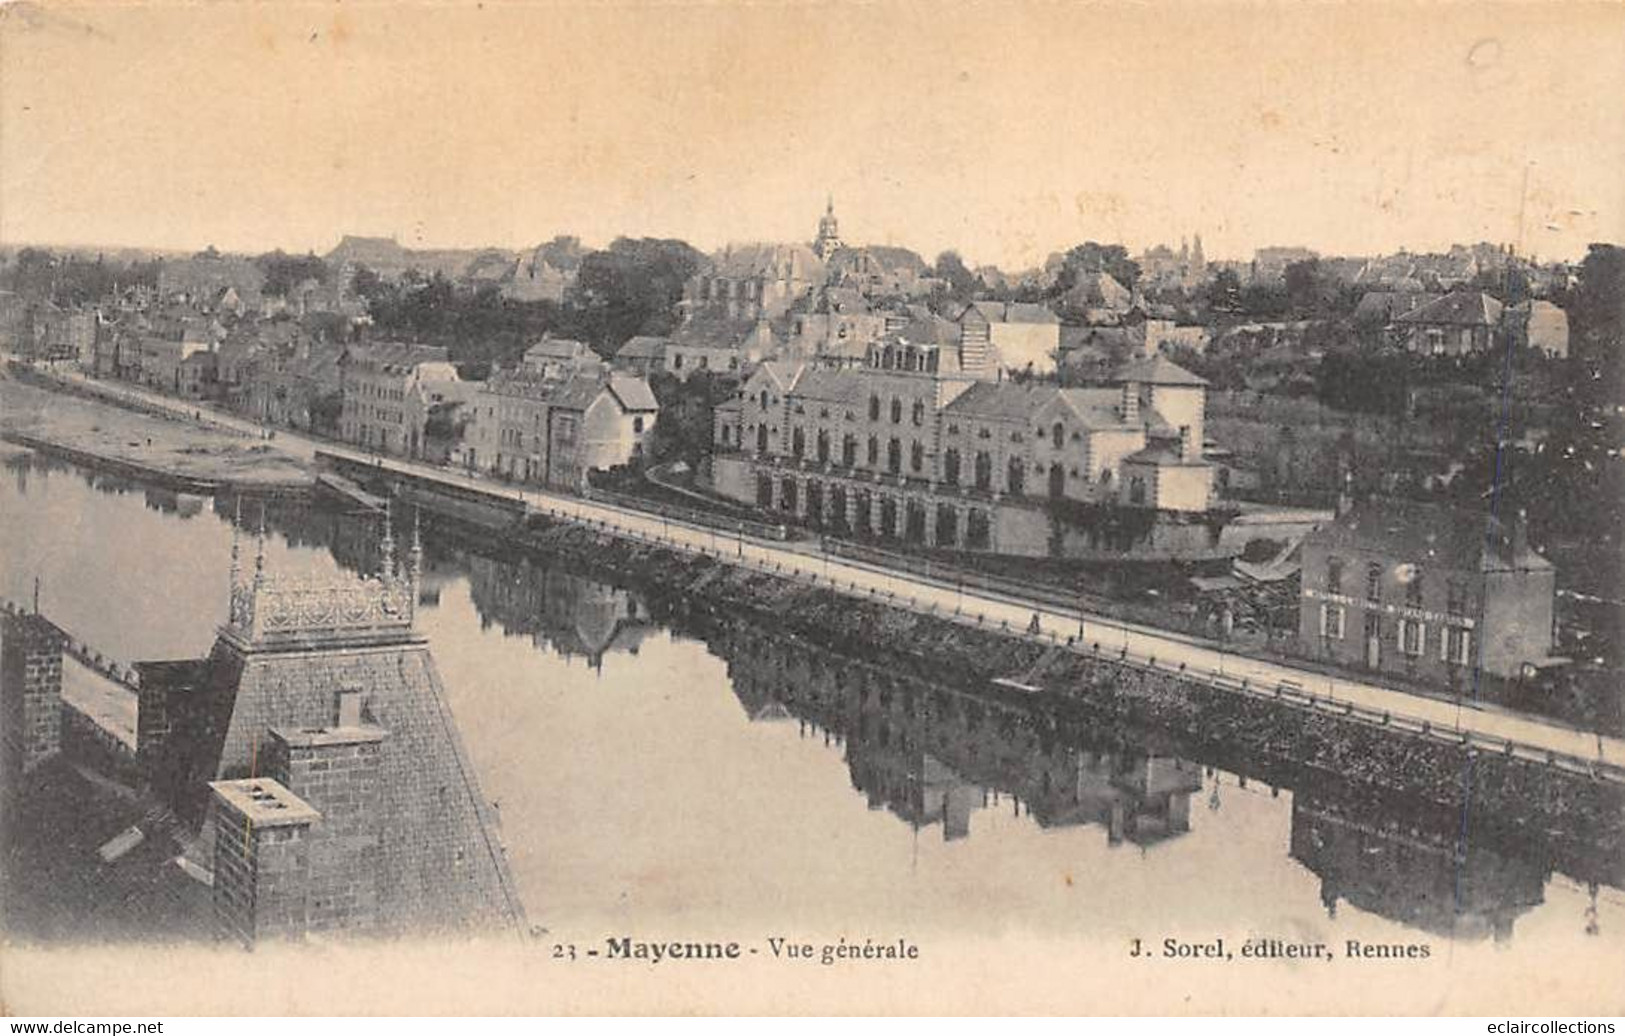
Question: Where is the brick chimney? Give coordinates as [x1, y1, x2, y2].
[267, 722, 388, 935]
[1120, 382, 1140, 424]
[2, 611, 64, 778]
[209, 778, 321, 947]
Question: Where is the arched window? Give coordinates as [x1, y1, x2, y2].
[1129, 476, 1146, 505]
[1049, 463, 1065, 499]
[1099, 468, 1112, 487]
[757, 424, 768, 454]
[816, 430, 830, 463]
[1007, 458, 1025, 496]
[760, 389, 769, 410]
[842, 434, 857, 467]
[791, 427, 805, 458]
[868, 395, 881, 421]
[890, 397, 903, 424]
[912, 401, 925, 426]
[1052, 422, 1065, 449]
[943, 448, 961, 485]
[867, 435, 879, 466]
[887, 438, 901, 473]
[910, 441, 924, 473]
[974, 451, 992, 490]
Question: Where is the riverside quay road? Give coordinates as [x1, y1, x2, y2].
[25, 365, 1625, 774]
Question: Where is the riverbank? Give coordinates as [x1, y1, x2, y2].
[319, 454, 1625, 875]
[14, 362, 1620, 759]
[430, 508, 1625, 884]
[0, 374, 313, 492]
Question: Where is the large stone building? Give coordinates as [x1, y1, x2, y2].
[463, 368, 658, 490]
[1296, 499, 1557, 688]
[685, 243, 825, 322]
[683, 198, 937, 323]
[339, 342, 463, 458]
[709, 344, 1220, 559]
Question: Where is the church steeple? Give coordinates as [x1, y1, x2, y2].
[813, 194, 844, 260]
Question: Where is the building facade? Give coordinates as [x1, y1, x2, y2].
[1296, 499, 1557, 688]
[339, 342, 462, 458]
[465, 369, 658, 490]
[708, 348, 1221, 559]
[1390, 291, 1506, 356]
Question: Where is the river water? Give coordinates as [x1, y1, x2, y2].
[1, 449, 1620, 959]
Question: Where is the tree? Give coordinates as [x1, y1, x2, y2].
[932, 250, 979, 303]
[1051, 242, 1140, 297]
[1570, 244, 1625, 404]
[1206, 268, 1243, 312]
[256, 250, 331, 297]
[1283, 258, 1321, 313]
[574, 237, 705, 353]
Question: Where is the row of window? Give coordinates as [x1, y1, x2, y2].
[1325, 556, 1470, 613]
[745, 422, 1137, 498]
[344, 404, 404, 424]
[754, 473, 995, 548]
[1318, 604, 1473, 664]
[355, 382, 405, 402]
[671, 352, 740, 371]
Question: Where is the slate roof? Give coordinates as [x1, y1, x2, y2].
[348, 341, 450, 368]
[524, 338, 590, 362]
[672, 316, 760, 349]
[147, 628, 527, 936]
[1392, 291, 1504, 327]
[1113, 355, 1207, 386]
[711, 242, 825, 280]
[1, 756, 213, 943]
[943, 381, 1055, 421]
[883, 316, 960, 348]
[615, 336, 668, 360]
[606, 373, 659, 411]
[791, 368, 867, 407]
[962, 301, 1060, 325]
[1353, 291, 1440, 324]
[547, 373, 613, 410]
[1306, 497, 1552, 574]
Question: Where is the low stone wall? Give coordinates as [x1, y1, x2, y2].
[490, 515, 1625, 881]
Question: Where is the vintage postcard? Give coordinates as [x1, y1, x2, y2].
[0, 0, 1621, 1018]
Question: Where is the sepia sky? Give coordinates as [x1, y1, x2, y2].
[1, 1, 1622, 269]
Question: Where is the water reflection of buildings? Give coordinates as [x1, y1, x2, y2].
[722, 626, 1202, 847]
[142, 487, 206, 518]
[466, 553, 654, 670]
[1290, 792, 1548, 942]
